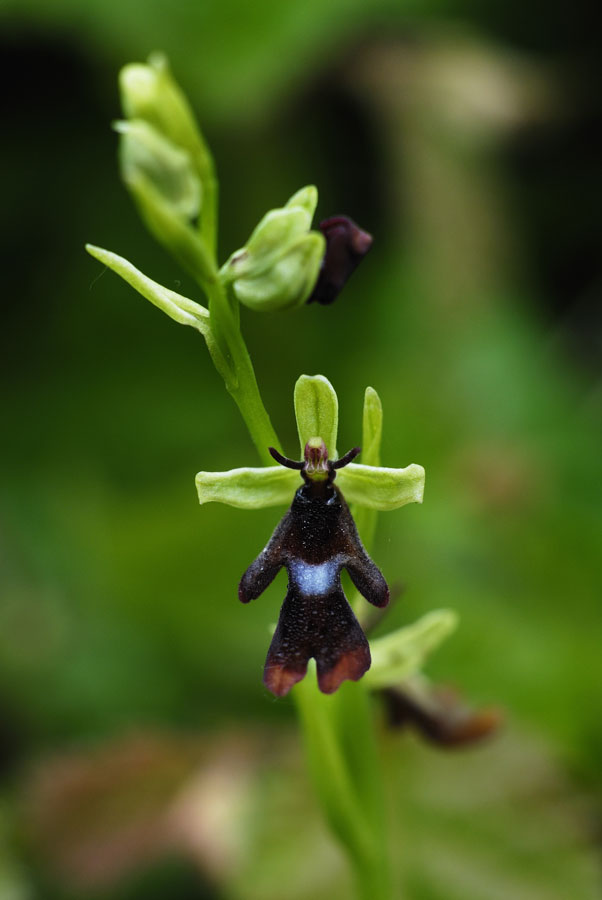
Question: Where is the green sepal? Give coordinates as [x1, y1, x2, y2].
[294, 374, 338, 459]
[195, 465, 298, 509]
[232, 232, 325, 311]
[337, 462, 425, 510]
[236, 208, 309, 272]
[85, 244, 209, 330]
[365, 610, 458, 689]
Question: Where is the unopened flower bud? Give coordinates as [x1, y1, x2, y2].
[115, 119, 211, 282]
[119, 55, 208, 173]
[232, 232, 325, 312]
[117, 120, 201, 220]
[220, 187, 325, 312]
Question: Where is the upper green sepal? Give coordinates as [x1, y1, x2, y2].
[365, 610, 458, 689]
[294, 374, 338, 459]
[220, 187, 324, 311]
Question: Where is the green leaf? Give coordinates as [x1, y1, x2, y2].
[85, 244, 210, 332]
[195, 465, 298, 509]
[337, 462, 424, 510]
[365, 610, 458, 689]
[294, 374, 339, 459]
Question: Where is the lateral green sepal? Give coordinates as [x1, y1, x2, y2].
[337, 462, 425, 510]
[195, 465, 298, 509]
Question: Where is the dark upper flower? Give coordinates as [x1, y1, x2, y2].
[306, 216, 373, 306]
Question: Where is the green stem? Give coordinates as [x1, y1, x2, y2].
[204, 278, 281, 464]
[195, 195, 392, 898]
[294, 677, 393, 899]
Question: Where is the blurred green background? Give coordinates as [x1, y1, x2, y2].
[1, 1, 601, 897]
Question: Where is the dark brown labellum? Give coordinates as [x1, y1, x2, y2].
[239, 447, 388, 697]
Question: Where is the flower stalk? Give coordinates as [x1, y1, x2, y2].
[86, 56, 456, 900]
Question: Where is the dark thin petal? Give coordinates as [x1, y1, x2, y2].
[238, 519, 287, 603]
[346, 554, 389, 608]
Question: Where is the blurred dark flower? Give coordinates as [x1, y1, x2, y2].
[382, 680, 502, 747]
[307, 216, 373, 305]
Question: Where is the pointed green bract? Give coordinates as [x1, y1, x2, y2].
[365, 610, 458, 689]
[195, 465, 298, 509]
[85, 244, 209, 330]
[337, 462, 425, 510]
[294, 374, 339, 459]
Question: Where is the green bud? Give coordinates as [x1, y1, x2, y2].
[220, 186, 324, 312]
[365, 610, 458, 689]
[196, 465, 298, 509]
[294, 374, 338, 460]
[117, 120, 201, 220]
[115, 120, 214, 283]
[119, 54, 213, 187]
[118, 54, 218, 257]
